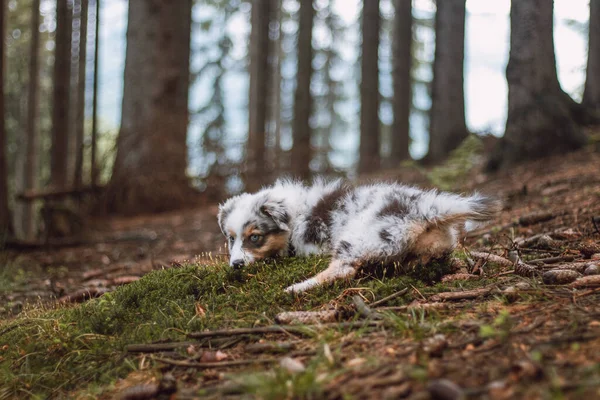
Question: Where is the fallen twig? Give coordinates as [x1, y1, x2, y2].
[126, 341, 198, 353]
[370, 288, 409, 308]
[569, 275, 600, 289]
[352, 295, 382, 319]
[529, 255, 576, 265]
[518, 211, 557, 226]
[153, 356, 276, 369]
[429, 287, 494, 302]
[187, 321, 383, 339]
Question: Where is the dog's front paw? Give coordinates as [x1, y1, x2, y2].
[285, 278, 318, 294]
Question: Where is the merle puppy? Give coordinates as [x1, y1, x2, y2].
[218, 179, 499, 293]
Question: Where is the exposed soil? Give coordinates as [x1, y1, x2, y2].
[2, 147, 600, 399]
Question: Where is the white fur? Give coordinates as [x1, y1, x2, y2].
[218, 179, 499, 292]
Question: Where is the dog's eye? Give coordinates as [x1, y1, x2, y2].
[249, 234, 262, 243]
[228, 236, 234, 244]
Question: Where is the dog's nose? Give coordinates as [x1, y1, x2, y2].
[231, 259, 245, 269]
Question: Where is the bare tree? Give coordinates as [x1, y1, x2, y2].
[427, 0, 468, 163]
[51, 0, 72, 188]
[73, 0, 88, 188]
[21, 0, 41, 238]
[358, 0, 381, 174]
[390, 0, 412, 165]
[105, 0, 194, 214]
[0, 0, 11, 236]
[583, 0, 600, 115]
[291, 0, 315, 181]
[488, 0, 587, 169]
[247, 0, 271, 190]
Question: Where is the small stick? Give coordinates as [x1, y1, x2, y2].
[528, 255, 576, 265]
[126, 341, 198, 353]
[187, 321, 383, 339]
[153, 356, 276, 369]
[429, 287, 494, 302]
[370, 288, 409, 308]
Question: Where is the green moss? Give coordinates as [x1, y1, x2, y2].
[0, 255, 463, 397]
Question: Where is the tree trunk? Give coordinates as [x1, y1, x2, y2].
[73, 0, 88, 188]
[488, 0, 587, 170]
[390, 0, 412, 165]
[358, 0, 381, 174]
[268, 0, 282, 172]
[247, 0, 271, 190]
[291, 0, 314, 181]
[91, 0, 99, 186]
[21, 0, 41, 239]
[583, 0, 600, 114]
[427, 0, 468, 163]
[51, 0, 72, 188]
[0, 0, 11, 236]
[105, 0, 193, 214]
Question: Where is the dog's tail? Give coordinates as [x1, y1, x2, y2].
[427, 192, 501, 231]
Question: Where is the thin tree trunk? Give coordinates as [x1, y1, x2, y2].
[427, 0, 468, 163]
[390, 0, 412, 165]
[247, 0, 271, 190]
[358, 0, 381, 174]
[0, 0, 11, 236]
[91, 0, 99, 186]
[105, 0, 194, 214]
[22, 0, 41, 239]
[51, 0, 72, 188]
[488, 0, 587, 170]
[268, 0, 282, 172]
[583, 0, 600, 114]
[74, 0, 88, 188]
[291, 0, 314, 181]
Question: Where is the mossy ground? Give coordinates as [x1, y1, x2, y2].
[0, 255, 462, 398]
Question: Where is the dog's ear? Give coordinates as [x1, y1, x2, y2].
[259, 198, 290, 232]
[218, 197, 237, 235]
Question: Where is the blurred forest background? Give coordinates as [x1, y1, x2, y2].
[0, 0, 599, 244]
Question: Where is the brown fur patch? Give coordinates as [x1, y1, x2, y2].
[410, 223, 455, 262]
[304, 185, 351, 243]
[246, 231, 289, 260]
[377, 198, 410, 218]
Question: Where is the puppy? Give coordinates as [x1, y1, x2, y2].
[218, 179, 499, 293]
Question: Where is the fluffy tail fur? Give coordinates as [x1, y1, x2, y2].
[430, 194, 501, 230]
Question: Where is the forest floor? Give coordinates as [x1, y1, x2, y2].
[1, 143, 600, 399]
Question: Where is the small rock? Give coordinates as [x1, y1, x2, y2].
[502, 286, 519, 303]
[584, 263, 600, 276]
[423, 334, 448, 357]
[514, 281, 531, 290]
[542, 269, 582, 285]
[427, 379, 464, 400]
[280, 357, 305, 374]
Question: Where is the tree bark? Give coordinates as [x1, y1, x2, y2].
[358, 0, 381, 174]
[22, 0, 41, 239]
[390, 0, 412, 165]
[105, 0, 194, 214]
[291, 0, 314, 181]
[51, 0, 72, 188]
[488, 0, 587, 170]
[247, 0, 271, 190]
[427, 0, 468, 163]
[91, 0, 99, 186]
[583, 0, 600, 114]
[74, 0, 88, 188]
[0, 0, 11, 235]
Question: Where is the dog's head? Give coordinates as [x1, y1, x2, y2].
[218, 192, 291, 268]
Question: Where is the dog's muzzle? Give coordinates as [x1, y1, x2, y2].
[230, 259, 245, 269]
